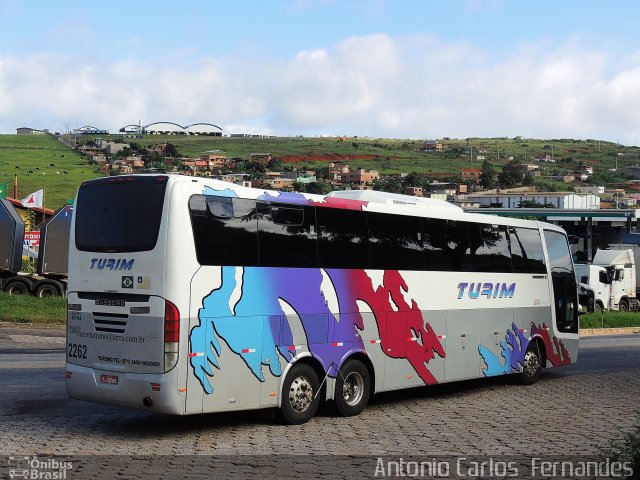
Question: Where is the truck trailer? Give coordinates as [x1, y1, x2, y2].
[0, 199, 71, 296]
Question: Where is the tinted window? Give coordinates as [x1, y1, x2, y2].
[544, 230, 574, 275]
[257, 202, 317, 268]
[368, 212, 424, 270]
[317, 207, 368, 269]
[189, 195, 258, 266]
[423, 218, 469, 271]
[508, 227, 547, 274]
[75, 176, 167, 252]
[544, 230, 578, 333]
[468, 223, 511, 272]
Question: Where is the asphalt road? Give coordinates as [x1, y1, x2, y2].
[0, 329, 639, 478]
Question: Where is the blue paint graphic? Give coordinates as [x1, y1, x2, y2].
[478, 322, 529, 376]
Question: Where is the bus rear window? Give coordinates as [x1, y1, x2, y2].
[75, 177, 167, 252]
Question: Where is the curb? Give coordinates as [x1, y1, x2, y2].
[0, 321, 66, 331]
[580, 326, 640, 336]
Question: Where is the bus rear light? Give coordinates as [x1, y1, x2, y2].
[164, 300, 180, 372]
[164, 300, 180, 343]
[65, 371, 72, 379]
[151, 383, 161, 392]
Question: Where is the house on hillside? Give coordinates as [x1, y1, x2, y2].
[250, 153, 272, 164]
[424, 140, 443, 152]
[460, 168, 482, 182]
[341, 168, 379, 186]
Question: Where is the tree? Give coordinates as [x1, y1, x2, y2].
[498, 160, 524, 188]
[522, 173, 535, 186]
[479, 159, 497, 189]
[372, 177, 402, 193]
[164, 143, 179, 157]
[305, 181, 332, 195]
[403, 172, 422, 188]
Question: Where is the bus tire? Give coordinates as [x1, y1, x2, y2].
[334, 359, 371, 417]
[519, 342, 542, 385]
[278, 363, 321, 425]
[35, 282, 62, 297]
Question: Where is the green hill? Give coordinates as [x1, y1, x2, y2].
[1, 133, 638, 210]
[0, 134, 101, 209]
[89, 133, 639, 173]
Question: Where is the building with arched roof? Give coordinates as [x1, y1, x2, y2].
[119, 121, 223, 136]
[73, 126, 109, 134]
[185, 123, 223, 135]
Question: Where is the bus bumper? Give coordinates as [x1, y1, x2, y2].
[64, 363, 185, 415]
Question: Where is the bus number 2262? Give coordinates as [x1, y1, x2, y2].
[68, 343, 88, 359]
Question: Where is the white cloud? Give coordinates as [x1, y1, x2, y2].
[1, 33, 640, 144]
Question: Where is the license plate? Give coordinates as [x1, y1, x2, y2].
[100, 374, 119, 385]
[95, 299, 125, 307]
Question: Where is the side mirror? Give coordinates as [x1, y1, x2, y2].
[578, 283, 595, 315]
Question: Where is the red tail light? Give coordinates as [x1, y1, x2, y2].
[164, 300, 180, 343]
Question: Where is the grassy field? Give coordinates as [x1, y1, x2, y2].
[88, 134, 640, 174]
[0, 132, 639, 213]
[0, 292, 66, 324]
[580, 311, 640, 329]
[0, 134, 101, 208]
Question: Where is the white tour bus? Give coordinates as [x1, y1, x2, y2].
[65, 174, 589, 424]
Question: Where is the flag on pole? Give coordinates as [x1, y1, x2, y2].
[21, 189, 44, 208]
[0, 182, 7, 199]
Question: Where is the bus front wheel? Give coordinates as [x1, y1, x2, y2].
[278, 363, 321, 425]
[519, 343, 543, 385]
[334, 359, 371, 417]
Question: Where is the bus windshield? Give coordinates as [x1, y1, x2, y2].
[75, 176, 167, 252]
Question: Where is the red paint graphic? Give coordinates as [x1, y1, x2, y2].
[345, 270, 445, 384]
[531, 323, 571, 366]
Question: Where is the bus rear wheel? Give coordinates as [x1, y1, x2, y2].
[334, 359, 371, 417]
[519, 343, 543, 385]
[278, 363, 321, 425]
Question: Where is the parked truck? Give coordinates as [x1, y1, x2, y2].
[0, 199, 72, 296]
[575, 248, 638, 311]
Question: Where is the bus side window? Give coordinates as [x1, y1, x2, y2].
[367, 212, 424, 271]
[257, 202, 317, 268]
[423, 218, 469, 271]
[508, 227, 547, 274]
[468, 223, 511, 273]
[317, 207, 368, 269]
[188, 195, 259, 267]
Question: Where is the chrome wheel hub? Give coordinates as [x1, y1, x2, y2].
[342, 372, 364, 406]
[523, 350, 540, 377]
[289, 376, 313, 413]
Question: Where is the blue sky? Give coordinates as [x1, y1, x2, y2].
[1, 0, 640, 143]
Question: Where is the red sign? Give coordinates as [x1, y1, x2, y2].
[24, 231, 40, 248]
